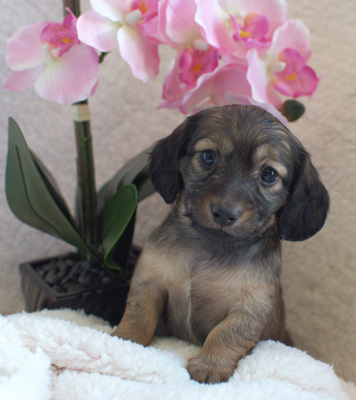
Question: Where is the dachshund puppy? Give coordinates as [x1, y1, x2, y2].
[112, 105, 329, 384]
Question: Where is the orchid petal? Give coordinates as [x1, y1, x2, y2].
[219, 0, 242, 15]
[195, 0, 236, 55]
[5, 21, 48, 70]
[161, 57, 186, 102]
[246, 49, 282, 108]
[138, 13, 162, 44]
[34, 44, 99, 104]
[89, 0, 127, 22]
[117, 25, 159, 82]
[246, 48, 269, 103]
[180, 65, 252, 114]
[179, 50, 193, 79]
[3, 66, 44, 91]
[268, 19, 312, 61]
[77, 10, 120, 52]
[157, 0, 184, 47]
[210, 66, 252, 105]
[179, 77, 214, 114]
[157, 0, 172, 45]
[164, 0, 200, 44]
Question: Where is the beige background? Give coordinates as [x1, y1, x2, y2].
[1, 0, 355, 384]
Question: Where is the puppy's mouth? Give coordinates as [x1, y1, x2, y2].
[183, 206, 267, 245]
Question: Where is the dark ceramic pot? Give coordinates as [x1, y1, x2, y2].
[19, 246, 140, 326]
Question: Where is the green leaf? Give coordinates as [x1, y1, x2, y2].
[280, 100, 305, 122]
[5, 118, 97, 258]
[102, 184, 138, 271]
[106, 210, 136, 278]
[31, 151, 74, 224]
[97, 147, 155, 276]
[97, 145, 154, 217]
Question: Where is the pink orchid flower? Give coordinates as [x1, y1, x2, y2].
[195, 0, 287, 59]
[246, 19, 320, 109]
[161, 45, 218, 108]
[160, 63, 287, 124]
[178, 46, 219, 87]
[77, 0, 160, 82]
[4, 14, 99, 104]
[159, 0, 218, 107]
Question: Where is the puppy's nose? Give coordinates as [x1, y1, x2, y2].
[211, 203, 242, 226]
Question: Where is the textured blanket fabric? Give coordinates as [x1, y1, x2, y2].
[0, 309, 353, 400]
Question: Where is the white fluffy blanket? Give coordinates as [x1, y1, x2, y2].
[0, 309, 354, 400]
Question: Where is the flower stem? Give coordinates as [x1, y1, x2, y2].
[64, 0, 100, 255]
[99, 52, 109, 64]
[73, 101, 99, 250]
[62, 0, 81, 17]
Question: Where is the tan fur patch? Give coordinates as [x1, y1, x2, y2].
[193, 138, 218, 153]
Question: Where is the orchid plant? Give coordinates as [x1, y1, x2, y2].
[4, 0, 319, 277]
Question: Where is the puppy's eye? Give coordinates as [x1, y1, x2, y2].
[201, 150, 217, 166]
[260, 167, 278, 185]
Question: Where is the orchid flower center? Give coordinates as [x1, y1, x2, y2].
[40, 14, 79, 59]
[128, 0, 158, 26]
[192, 39, 209, 52]
[269, 60, 286, 74]
[239, 30, 251, 38]
[178, 46, 218, 87]
[285, 72, 297, 81]
[231, 12, 269, 46]
[275, 48, 305, 82]
[193, 63, 203, 74]
[125, 9, 143, 26]
[140, 1, 147, 13]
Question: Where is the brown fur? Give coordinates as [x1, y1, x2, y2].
[112, 105, 329, 383]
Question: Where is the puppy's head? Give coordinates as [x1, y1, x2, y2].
[150, 105, 329, 242]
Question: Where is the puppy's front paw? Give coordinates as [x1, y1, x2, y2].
[110, 321, 152, 346]
[187, 354, 236, 384]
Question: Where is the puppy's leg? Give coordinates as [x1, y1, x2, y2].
[111, 259, 166, 346]
[187, 311, 266, 383]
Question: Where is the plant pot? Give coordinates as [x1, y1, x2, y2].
[19, 246, 141, 326]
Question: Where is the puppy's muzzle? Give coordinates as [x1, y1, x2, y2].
[211, 202, 242, 227]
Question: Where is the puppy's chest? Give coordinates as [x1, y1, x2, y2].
[161, 252, 260, 344]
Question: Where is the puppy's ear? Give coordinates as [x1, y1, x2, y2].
[149, 120, 191, 204]
[278, 150, 329, 241]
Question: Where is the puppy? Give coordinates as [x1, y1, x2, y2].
[112, 105, 329, 384]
